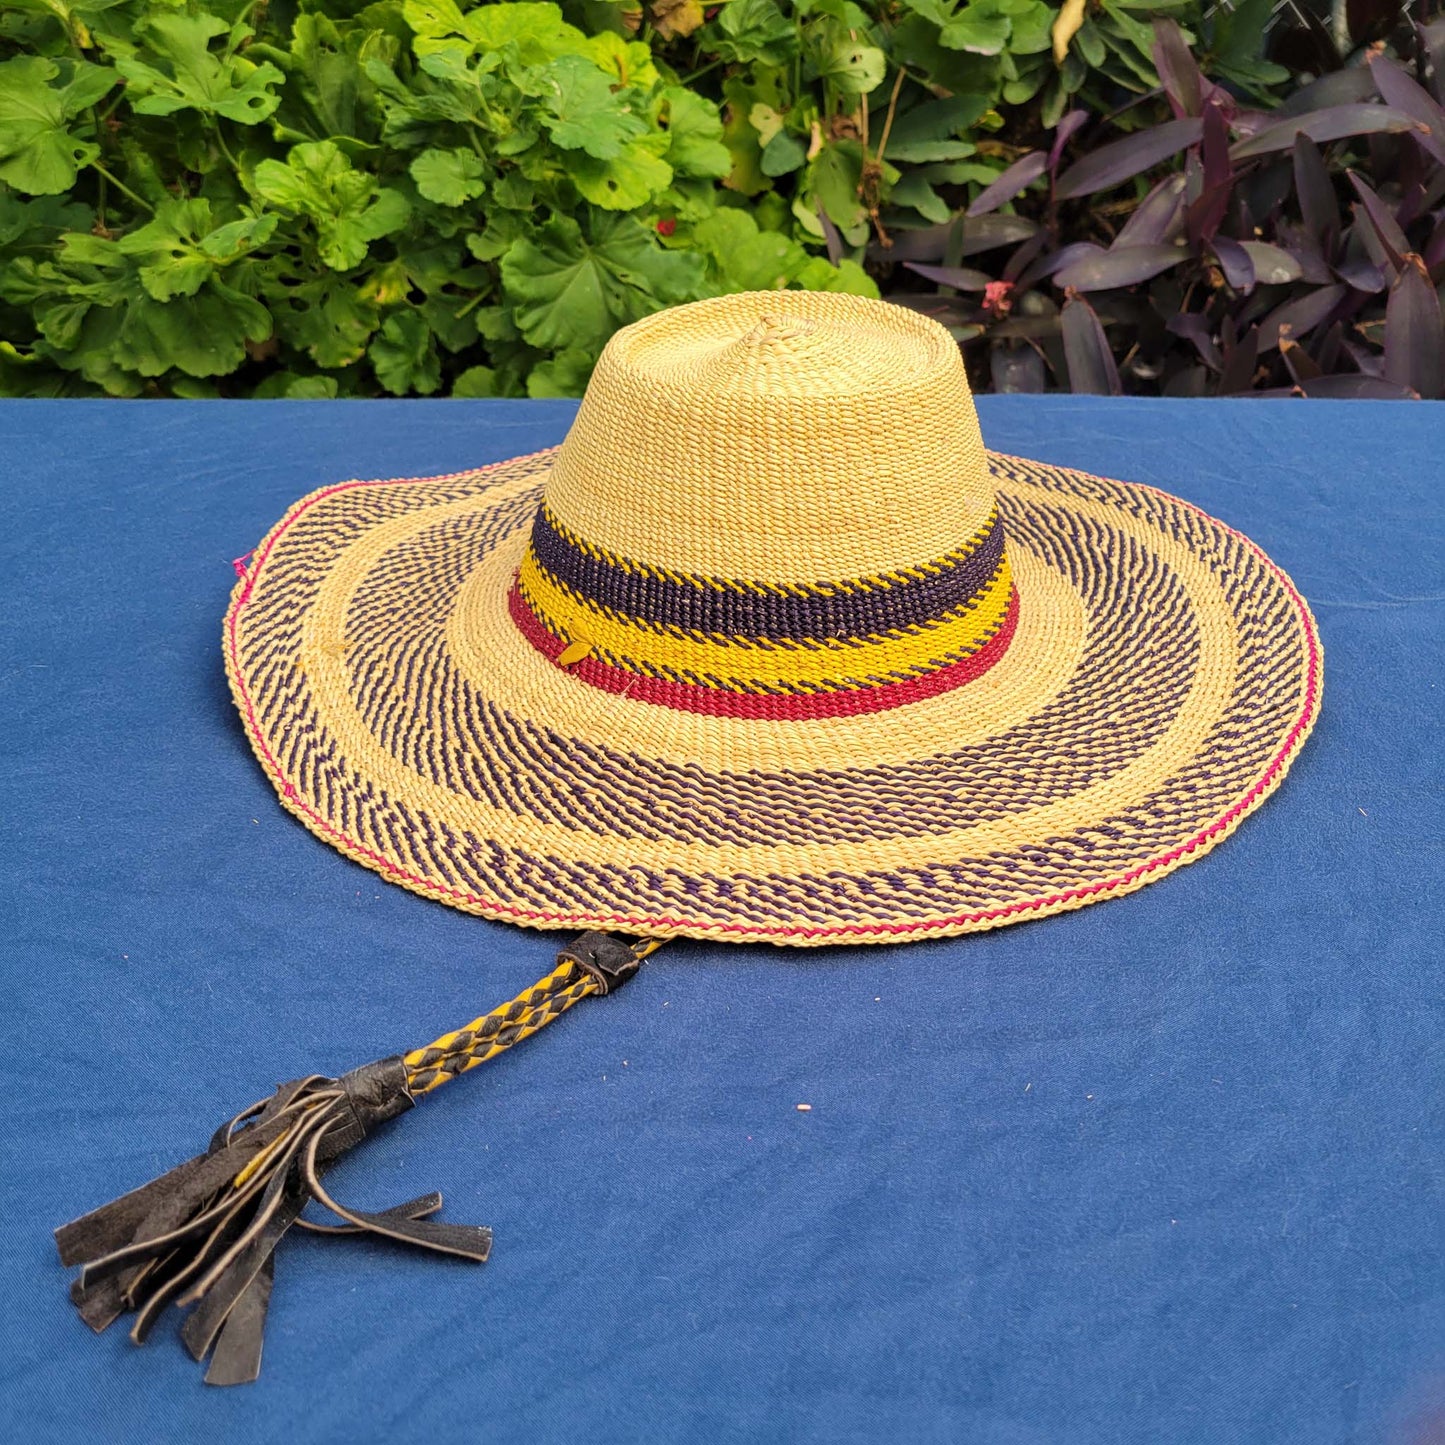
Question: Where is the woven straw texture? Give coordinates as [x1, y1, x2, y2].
[224, 293, 1321, 946]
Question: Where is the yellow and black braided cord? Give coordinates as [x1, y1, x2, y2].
[403, 935, 663, 1096]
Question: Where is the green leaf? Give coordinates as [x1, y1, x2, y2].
[265, 265, 380, 368]
[405, 0, 588, 63]
[526, 347, 593, 397]
[940, 6, 1012, 55]
[719, 75, 771, 195]
[813, 40, 887, 96]
[882, 95, 988, 162]
[534, 54, 648, 159]
[1006, 1, 1055, 54]
[289, 13, 361, 141]
[0, 56, 115, 196]
[890, 171, 951, 222]
[710, 0, 799, 67]
[452, 364, 498, 397]
[897, 0, 956, 26]
[568, 136, 673, 209]
[662, 87, 731, 180]
[369, 310, 440, 394]
[760, 130, 807, 177]
[253, 141, 411, 271]
[807, 140, 866, 229]
[115, 281, 272, 378]
[117, 15, 284, 125]
[0, 190, 92, 249]
[501, 212, 704, 354]
[409, 147, 487, 205]
[113, 198, 278, 301]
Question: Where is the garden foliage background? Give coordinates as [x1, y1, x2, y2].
[2, 0, 1444, 397]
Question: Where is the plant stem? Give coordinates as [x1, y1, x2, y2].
[89, 161, 154, 215]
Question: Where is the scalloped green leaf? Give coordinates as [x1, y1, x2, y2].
[0, 56, 115, 195]
[116, 15, 283, 125]
[409, 147, 487, 206]
[253, 141, 411, 271]
[501, 212, 704, 354]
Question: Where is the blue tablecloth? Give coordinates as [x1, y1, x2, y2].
[2, 397, 1441, 1445]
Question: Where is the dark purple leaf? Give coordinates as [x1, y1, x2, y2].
[957, 215, 1039, 255]
[967, 152, 1048, 217]
[903, 261, 993, 291]
[1166, 311, 1222, 370]
[990, 342, 1047, 393]
[1114, 174, 1187, 248]
[1341, 335, 1386, 376]
[1274, 224, 1334, 283]
[1217, 317, 1260, 394]
[1329, 254, 1387, 293]
[1049, 110, 1089, 174]
[875, 225, 949, 263]
[1212, 235, 1255, 291]
[1054, 244, 1188, 291]
[1239, 241, 1304, 285]
[1151, 19, 1202, 119]
[1422, 213, 1445, 274]
[1280, 337, 1324, 385]
[1347, 170, 1410, 273]
[1003, 229, 1048, 285]
[1384, 260, 1445, 398]
[1258, 284, 1348, 352]
[1370, 57, 1445, 166]
[990, 315, 1064, 340]
[1186, 99, 1233, 247]
[1298, 374, 1418, 399]
[815, 206, 845, 265]
[1054, 119, 1204, 201]
[1315, 320, 1345, 373]
[1350, 206, 1396, 276]
[1279, 70, 1376, 117]
[814, 206, 843, 265]
[1421, 18, 1445, 106]
[1229, 105, 1420, 161]
[886, 294, 978, 327]
[1240, 160, 1294, 228]
[1060, 295, 1122, 395]
[877, 216, 1038, 264]
[1017, 241, 1103, 290]
[1291, 134, 1340, 254]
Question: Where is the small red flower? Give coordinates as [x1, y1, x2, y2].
[983, 280, 1014, 317]
[656, 217, 677, 237]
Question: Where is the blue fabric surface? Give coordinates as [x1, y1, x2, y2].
[1, 397, 1441, 1445]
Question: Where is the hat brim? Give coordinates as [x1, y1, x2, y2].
[224, 449, 1320, 946]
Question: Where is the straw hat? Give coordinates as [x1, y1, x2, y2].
[57, 291, 1322, 1385]
[224, 291, 1321, 945]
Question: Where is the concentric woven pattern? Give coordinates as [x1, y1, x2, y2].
[224, 450, 1321, 946]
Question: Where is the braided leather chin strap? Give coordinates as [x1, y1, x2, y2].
[55, 930, 661, 1386]
[404, 933, 662, 1094]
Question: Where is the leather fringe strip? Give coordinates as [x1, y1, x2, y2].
[55, 931, 657, 1385]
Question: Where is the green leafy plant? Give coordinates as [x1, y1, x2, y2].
[0, 0, 875, 396]
[0, 0, 1292, 396]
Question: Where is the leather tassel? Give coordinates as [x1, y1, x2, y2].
[55, 1056, 491, 1385]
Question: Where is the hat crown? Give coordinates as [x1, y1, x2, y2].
[541, 291, 996, 583]
[513, 292, 1015, 720]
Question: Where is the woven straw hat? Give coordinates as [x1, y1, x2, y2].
[58, 291, 1324, 1386]
[222, 290, 1321, 946]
